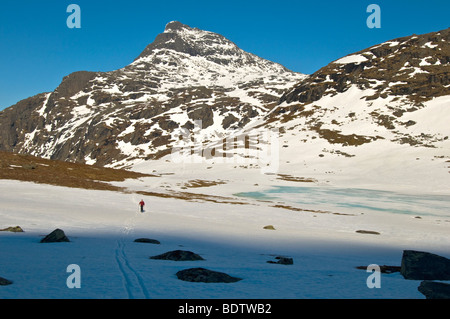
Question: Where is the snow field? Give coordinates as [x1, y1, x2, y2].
[1, 175, 449, 299]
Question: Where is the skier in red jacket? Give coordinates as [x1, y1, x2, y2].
[139, 199, 145, 213]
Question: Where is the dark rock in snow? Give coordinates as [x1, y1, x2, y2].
[356, 230, 380, 235]
[0, 277, 13, 285]
[418, 281, 450, 299]
[176, 267, 242, 283]
[150, 250, 204, 261]
[40, 228, 70, 243]
[134, 238, 161, 244]
[267, 256, 294, 265]
[401, 250, 450, 280]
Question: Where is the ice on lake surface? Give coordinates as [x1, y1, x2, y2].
[235, 186, 450, 218]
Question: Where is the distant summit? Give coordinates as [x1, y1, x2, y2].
[134, 21, 291, 70]
[0, 21, 304, 167]
[164, 21, 189, 31]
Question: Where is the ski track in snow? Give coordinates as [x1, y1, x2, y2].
[114, 196, 150, 299]
[114, 239, 150, 299]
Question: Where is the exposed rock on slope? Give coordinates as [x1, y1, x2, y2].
[280, 28, 449, 107]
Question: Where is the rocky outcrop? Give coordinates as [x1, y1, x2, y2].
[40, 228, 70, 243]
[401, 250, 450, 280]
[52, 71, 97, 100]
[175, 267, 242, 283]
[0, 93, 49, 152]
[418, 281, 450, 299]
[150, 250, 204, 261]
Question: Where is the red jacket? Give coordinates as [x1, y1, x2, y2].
[139, 200, 145, 207]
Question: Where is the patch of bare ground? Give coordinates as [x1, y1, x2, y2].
[311, 125, 382, 146]
[0, 151, 154, 191]
[276, 174, 317, 183]
[271, 204, 355, 216]
[136, 190, 249, 205]
[183, 179, 227, 188]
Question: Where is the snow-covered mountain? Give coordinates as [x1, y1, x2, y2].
[252, 27, 449, 191]
[267, 27, 450, 151]
[0, 21, 305, 167]
[0, 23, 448, 177]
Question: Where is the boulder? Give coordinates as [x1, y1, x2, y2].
[401, 250, 450, 280]
[0, 277, 13, 286]
[418, 281, 450, 299]
[150, 250, 204, 261]
[267, 256, 294, 265]
[40, 228, 70, 243]
[355, 230, 380, 235]
[0, 226, 24, 232]
[134, 238, 160, 244]
[263, 225, 276, 230]
[176, 267, 242, 283]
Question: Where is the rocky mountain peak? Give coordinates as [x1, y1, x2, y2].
[133, 20, 273, 72]
[0, 21, 305, 167]
[135, 21, 237, 63]
[164, 21, 191, 32]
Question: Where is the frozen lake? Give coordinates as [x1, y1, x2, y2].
[235, 186, 450, 218]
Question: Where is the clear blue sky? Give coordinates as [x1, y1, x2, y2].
[1, 0, 449, 110]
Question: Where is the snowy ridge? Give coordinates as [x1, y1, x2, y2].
[241, 27, 450, 192]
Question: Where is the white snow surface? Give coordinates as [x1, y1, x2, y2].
[334, 54, 368, 64]
[1, 152, 449, 299]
